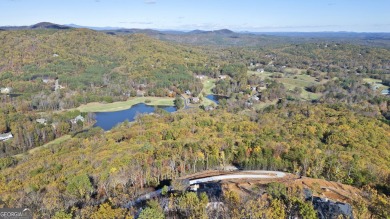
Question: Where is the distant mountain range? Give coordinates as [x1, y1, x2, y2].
[1, 22, 390, 47]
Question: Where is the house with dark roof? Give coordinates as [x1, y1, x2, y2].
[312, 197, 354, 219]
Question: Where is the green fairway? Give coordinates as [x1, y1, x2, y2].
[248, 70, 324, 101]
[363, 78, 390, 90]
[247, 70, 275, 79]
[254, 100, 279, 110]
[77, 97, 175, 112]
[202, 78, 217, 95]
[201, 95, 217, 106]
[363, 78, 382, 83]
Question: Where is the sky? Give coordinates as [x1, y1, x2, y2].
[1, 0, 389, 32]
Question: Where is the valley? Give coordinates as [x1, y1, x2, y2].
[0, 23, 389, 219]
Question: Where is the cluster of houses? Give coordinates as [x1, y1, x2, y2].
[184, 90, 201, 104]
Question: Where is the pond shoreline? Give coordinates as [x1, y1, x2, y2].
[77, 97, 175, 112]
[94, 103, 177, 130]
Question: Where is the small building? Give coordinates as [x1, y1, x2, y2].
[0, 87, 12, 94]
[195, 75, 206, 80]
[136, 90, 145, 97]
[36, 118, 47, 125]
[71, 115, 84, 124]
[219, 75, 228, 80]
[382, 89, 390, 95]
[190, 97, 200, 104]
[42, 77, 55, 84]
[245, 101, 253, 107]
[251, 96, 260, 101]
[312, 197, 354, 219]
[138, 84, 147, 89]
[167, 90, 175, 97]
[204, 105, 214, 111]
[0, 132, 13, 141]
[185, 90, 191, 95]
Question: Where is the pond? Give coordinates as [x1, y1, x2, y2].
[206, 94, 228, 104]
[94, 103, 176, 131]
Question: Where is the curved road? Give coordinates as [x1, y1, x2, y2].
[124, 170, 287, 208]
[189, 171, 286, 184]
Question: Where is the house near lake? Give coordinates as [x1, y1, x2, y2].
[204, 105, 214, 111]
[71, 115, 84, 124]
[0, 132, 13, 141]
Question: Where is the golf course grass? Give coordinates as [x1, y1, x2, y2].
[77, 97, 175, 112]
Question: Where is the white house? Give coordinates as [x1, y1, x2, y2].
[190, 97, 200, 104]
[36, 118, 47, 125]
[0, 87, 12, 94]
[195, 75, 206, 80]
[71, 115, 84, 124]
[0, 132, 13, 141]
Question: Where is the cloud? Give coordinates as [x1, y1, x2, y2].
[144, 0, 156, 4]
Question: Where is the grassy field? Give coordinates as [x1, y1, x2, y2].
[200, 94, 217, 106]
[202, 78, 217, 95]
[77, 97, 175, 112]
[13, 135, 71, 159]
[363, 78, 390, 90]
[254, 100, 279, 110]
[363, 78, 382, 83]
[247, 70, 275, 79]
[248, 70, 324, 101]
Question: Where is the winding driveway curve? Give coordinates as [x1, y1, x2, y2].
[189, 171, 286, 184]
[124, 170, 287, 208]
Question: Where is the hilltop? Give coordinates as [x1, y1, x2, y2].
[0, 22, 71, 30]
[0, 28, 211, 104]
[0, 105, 389, 217]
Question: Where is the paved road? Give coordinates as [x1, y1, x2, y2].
[180, 94, 189, 109]
[189, 171, 286, 184]
[124, 170, 287, 208]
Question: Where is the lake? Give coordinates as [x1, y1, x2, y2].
[94, 103, 176, 130]
[206, 94, 228, 104]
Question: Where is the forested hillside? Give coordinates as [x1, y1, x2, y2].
[0, 104, 389, 217]
[1, 27, 390, 218]
[0, 29, 212, 108]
